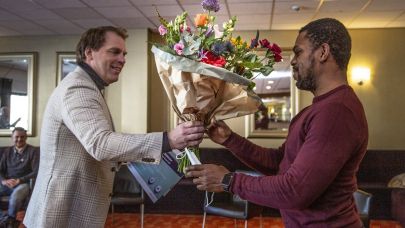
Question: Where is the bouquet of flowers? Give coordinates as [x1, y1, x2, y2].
[152, 0, 282, 172]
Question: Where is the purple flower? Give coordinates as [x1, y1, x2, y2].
[174, 42, 184, 55]
[201, 0, 220, 12]
[205, 26, 214, 37]
[198, 49, 207, 60]
[224, 41, 234, 53]
[250, 38, 259, 49]
[211, 42, 227, 56]
[158, 25, 167, 35]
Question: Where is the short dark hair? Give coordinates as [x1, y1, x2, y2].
[76, 26, 128, 63]
[12, 127, 26, 134]
[299, 18, 351, 70]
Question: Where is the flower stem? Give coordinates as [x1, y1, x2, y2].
[177, 146, 200, 173]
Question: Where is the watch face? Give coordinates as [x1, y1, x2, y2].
[221, 172, 234, 192]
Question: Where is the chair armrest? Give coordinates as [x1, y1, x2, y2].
[29, 178, 36, 189]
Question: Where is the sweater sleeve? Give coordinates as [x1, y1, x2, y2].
[223, 132, 284, 175]
[230, 103, 366, 210]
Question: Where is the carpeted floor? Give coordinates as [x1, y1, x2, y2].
[103, 213, 404, 228]
[14, 212, 403, 227]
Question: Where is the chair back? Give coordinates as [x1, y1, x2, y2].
[110, 164, 144, 228]
[354, 189, 372, 228]
[204, 170, 263, 220]
[113, 165, 141, 194]
[354, 189, 372, 215]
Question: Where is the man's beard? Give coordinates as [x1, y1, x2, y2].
[295, 58, 316, 92]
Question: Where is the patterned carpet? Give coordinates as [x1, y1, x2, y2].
[14, 212, 403, 227]
[103, 213, 404, 228]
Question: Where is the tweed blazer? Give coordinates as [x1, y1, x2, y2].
[24, 67, 163, 228]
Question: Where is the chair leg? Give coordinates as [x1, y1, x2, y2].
[140, 203, 144, 228]
[111, 204, 115, 227]
[259, 214, 262, 228]
[202, 211, 207, 228]
[244, 219, 248, 228]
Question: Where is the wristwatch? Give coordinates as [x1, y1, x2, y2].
[221, 172, 235, 192]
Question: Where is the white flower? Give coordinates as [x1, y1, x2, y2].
[213, 24, 223, 39]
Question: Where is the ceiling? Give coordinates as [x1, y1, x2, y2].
[0, 0, 404, 37]
[254, 51, 292, 95]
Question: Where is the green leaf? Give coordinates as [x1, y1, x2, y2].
[182, 36, 201, 56]
[243, 61, 262, 69]
[260, 66, 274, 76]
[243, 71, 253, 79]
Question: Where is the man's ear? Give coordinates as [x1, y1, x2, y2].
[319, 43, 330, 63]
[84, 48, 93, 61]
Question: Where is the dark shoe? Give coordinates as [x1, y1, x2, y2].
[0, 218, 7, 228]
[0, 214, 8, 223]
[0, 216, 17, 228]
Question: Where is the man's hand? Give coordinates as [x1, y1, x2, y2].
[168, 121, 205, 149]
[206, 120, 232, 144]
[185, 164, 230, 192]
[1, 179, 19, 188]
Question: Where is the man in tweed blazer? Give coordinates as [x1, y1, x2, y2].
[23, 26, 205, 228]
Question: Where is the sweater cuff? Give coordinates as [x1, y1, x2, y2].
[222, 132, 244, 149]
[162, 131, 172, 153]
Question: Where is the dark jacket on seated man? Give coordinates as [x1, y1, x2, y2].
[0, 145, 39, 184]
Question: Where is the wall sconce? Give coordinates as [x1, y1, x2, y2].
[352, 67, 371, 85]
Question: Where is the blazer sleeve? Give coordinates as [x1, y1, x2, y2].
[60, 75, 163, 164]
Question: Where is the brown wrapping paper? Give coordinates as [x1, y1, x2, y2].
[152, 46, 263, 125]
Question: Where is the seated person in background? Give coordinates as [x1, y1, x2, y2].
[0, 127, 39, 226]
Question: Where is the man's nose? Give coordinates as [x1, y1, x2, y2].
[118, 54, 126, 64]
[290, 58, 296, 66]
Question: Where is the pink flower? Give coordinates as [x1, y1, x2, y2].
[174, 42, 184, 55]
[158, 25, 167, 35]
[179, 24, 191, 33]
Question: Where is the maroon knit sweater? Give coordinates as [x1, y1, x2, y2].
[224, 85, 368, 228]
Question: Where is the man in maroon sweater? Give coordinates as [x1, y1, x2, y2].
[186, 18, 368, 228]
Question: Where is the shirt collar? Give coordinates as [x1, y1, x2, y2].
[14, 145, 27, 154]
[78, 61, 108, 91]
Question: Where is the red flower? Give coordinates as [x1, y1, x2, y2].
[260, 39, 282, 62]
[274, 52, 282, 62]
[259, 39, 271, 48]
[271, 43, 282, 54]
[201, 51, 226, 67]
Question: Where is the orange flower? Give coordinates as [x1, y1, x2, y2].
[194, 14, 208, 27]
